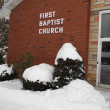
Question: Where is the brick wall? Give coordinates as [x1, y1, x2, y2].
[88, 0, 110, 86]
[8, 0, 90, 76]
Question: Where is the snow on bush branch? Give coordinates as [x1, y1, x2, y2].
[0, 0, 8, 9]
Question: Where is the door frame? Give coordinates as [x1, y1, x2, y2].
[97, 10, 110, 88]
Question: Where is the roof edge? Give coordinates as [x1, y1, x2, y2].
[6, 0, 23, 11]
[0, 0, 23, 19]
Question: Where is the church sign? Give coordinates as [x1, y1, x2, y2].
[39, 11, 64, 34]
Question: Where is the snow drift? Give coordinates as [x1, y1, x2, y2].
[0, 79, 105, 110]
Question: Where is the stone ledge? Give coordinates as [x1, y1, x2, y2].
[0, 0, 23, 19]
[6, 0, 23, 11]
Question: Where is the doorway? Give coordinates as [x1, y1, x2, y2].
[97, 10, 110, 88]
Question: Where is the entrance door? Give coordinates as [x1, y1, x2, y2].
[98, 10, 110, 88]
[100, 41, 110, 85]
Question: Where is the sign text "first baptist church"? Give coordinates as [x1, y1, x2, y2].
[39, 11, 64, 34]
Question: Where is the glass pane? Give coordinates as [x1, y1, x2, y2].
[101, 13, 110, 38]
[100, 42, 110, 85]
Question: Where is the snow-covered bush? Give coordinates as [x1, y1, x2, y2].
[0, 52, 5, 64]
[0, 64, 16, 81]
[22, 63, 54, 91]
[13, 52, 33, 80]
[0, 18, 9, 63]
[52, 43, 85, 89]
[0, 0, 8, 9]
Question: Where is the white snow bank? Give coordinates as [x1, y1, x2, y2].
[62, 80, 105, 109]
[0, 79, 105, 110]
[0, 64, 12, 76]
[55, 43, 82, 65]
[23, 63, 54, 82]
[0, 79, 22, 90]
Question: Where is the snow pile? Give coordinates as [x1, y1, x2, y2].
[23, 63, 54, 82]
[0, 64, 12, 76]
[0, 79, 105, 110]
[55, 43, 82, 65]
[0, 79, 22, 90]
[62, 80, 105, 108]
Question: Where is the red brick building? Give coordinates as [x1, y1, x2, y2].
[5, 0, 110, 88]
[7, 0, 90, 71]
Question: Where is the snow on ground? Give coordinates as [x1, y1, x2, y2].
[23, 63, 54, 82]
[95, 87, 110, 110]
[55, 43, 82, 65]
[0, 79, 106, 110]
[100, 91, 110, 110]
[0, 79, 22, 90]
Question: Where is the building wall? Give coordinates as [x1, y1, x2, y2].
[8, 0, 90, 76]
[88, 0, 110, 85]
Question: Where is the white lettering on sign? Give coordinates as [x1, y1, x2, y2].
[39, 18, 64, 26]
[39, 11, 64, 34]
[40, 11, 56, 19]
[39, 27, 63, 34]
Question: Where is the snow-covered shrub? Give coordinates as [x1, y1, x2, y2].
[22, 63, 54, 91]
[0, 64, 16, 81]
[0, 0, 7, 9]
[13, 52, 33, 80]
[0, 52, 5, 64]
[0, 46, 8, 63]
[0, 18, 9, 63]
[52, 43, 85, 89]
